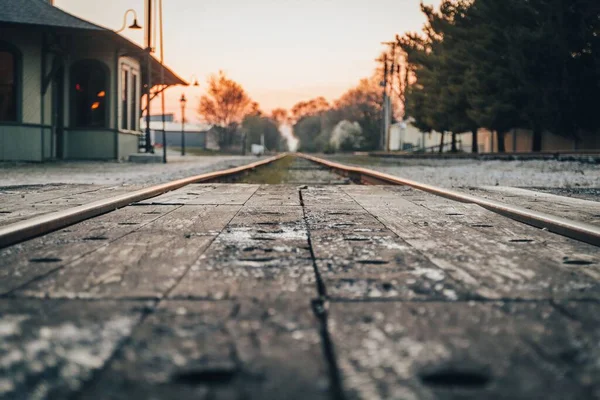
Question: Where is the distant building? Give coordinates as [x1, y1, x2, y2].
[147, 114, 175, 123]
[389, 119, 469, 152]
[389, 119, 599, 153]
[0, 0, 187, 161]
[147, 116, 220, 151]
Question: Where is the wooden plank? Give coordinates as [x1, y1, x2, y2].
[0, 184, 112, 225]
[329, 301, 600, 400]
[138, 183, 259, 205]
[171, 205, 316, 300]
[0, 183, 100, 206]
[0, 185, 147, 226]
[0, 204, 69, 226]
[78, 300, 330, 400]
[0, 204, 180, 295]
[342, 186, 600, 300]
[300, 186, 363, 210]
[397, 188, 600, 281]
[33, 185, 146, 207]
[303, 202, 466, 301]
[245, 185, 301, 207]
[16, 205, 240, 299]
[0, 299, 144, 399]
[470, 186, 600, 226]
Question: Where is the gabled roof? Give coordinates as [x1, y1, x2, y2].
[0, 0, 187, 87]
[0, 0, 104, 30]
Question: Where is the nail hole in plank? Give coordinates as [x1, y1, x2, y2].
[420, 369, 491, 389]
[30, 257, 62, 263]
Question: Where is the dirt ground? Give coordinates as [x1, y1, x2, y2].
[326, 155, 600, 189]
[0, 153, 265, 187]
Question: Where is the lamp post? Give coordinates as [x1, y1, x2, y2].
[143, 0, 154, 154]
[180, 94, 187, 156]
[116, 9, 142, 33]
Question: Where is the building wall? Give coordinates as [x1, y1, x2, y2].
[64, 129, 115, 160]
[0, 125, 52, 161]
[578, 131, 600, 150]
[118, 132, 139, 160]
[152, 130, 207, 148]
[0, 26, 51, 161]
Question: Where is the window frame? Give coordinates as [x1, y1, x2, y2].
[0, 41, 22, 124]
[119, 59, 141, 133]
[69, 59, 110, 129]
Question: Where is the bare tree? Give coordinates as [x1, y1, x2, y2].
[290, 97, 330, 122]
[271, 108, 289, 126]
[198, 71, 253, 148]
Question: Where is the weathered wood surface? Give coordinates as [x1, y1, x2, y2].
[0, 204, 179, 295]
[0, 184, 145, 226]
[0, 299, 145, 399]
[16, 205, 240, 299]
[469, 186, 600, 227]
[329, 301, 600, 400]
[79, 300, 329, 400]
[342, 185, 600, 300]
[78, 192, 327, 398]
[1, 183, 599, 399]
[170, 204, 315, 301]
[302, 187, 465, 301]
[137, 183, 259, 205]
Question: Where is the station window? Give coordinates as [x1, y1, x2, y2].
[70, 60, 108, 128]
[120, 64, 139, 131]
[0, 46, 18, 122]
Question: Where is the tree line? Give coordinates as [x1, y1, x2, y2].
[291, 78, 385, 153]
[401, 0, 599, 152]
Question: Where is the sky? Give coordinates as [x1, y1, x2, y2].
[55, 0, 438, 120]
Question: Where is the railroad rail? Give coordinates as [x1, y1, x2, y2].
[297, 153, 600, 247]
[1, 152, 599, 248]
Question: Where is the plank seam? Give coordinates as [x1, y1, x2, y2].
[299, 187, 346, 400]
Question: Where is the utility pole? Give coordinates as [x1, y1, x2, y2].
[159, 0, 167, 163]
[144, 0, 153, 153]
[378, 53, 388, 151]
[380, 41, 396, 151]
[387, 42, 397, 151]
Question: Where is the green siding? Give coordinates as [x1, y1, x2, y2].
[65, 129, 115, 160]
[0, 125, 49, 161]
[118, 132, 139, 160]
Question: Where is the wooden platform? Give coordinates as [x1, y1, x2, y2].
[1, 184, 599, 399]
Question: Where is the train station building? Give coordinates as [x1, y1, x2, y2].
[0, 0, 186, 162]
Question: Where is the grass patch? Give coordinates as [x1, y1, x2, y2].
[234, 155, 296, 184]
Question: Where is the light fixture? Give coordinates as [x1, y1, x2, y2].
[116, 9, 142, 33]
[189, 74, 200, 87]
[128, 18, 142, 30]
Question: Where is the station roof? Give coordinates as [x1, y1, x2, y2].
[0, 0, 104, 30]
[0, 0, 187, 87]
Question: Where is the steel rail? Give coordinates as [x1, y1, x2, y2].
[0, 153, 288, 248]
[298, 153, 600, 247]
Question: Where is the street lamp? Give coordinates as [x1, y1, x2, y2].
[116, 9, 142, 33]
[180, 94, 187, 156]
[189, 74, 200, 87]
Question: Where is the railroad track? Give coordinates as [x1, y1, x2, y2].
[1, 152, 599, 248]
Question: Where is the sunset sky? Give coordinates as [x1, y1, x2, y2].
[55, 0, 438, 120]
